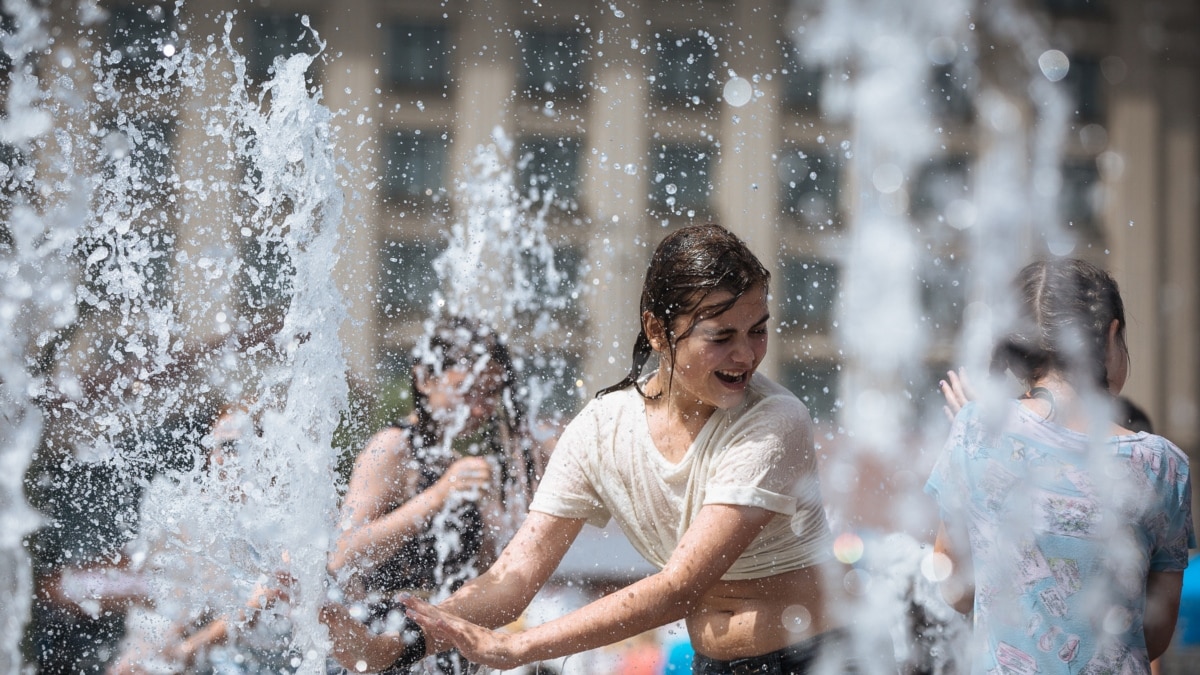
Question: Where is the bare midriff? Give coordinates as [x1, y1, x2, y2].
[686, 564, 836, 660]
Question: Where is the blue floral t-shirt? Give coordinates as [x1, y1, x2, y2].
[926, 401, 1194, 674]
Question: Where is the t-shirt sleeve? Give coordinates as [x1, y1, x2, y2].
[1148, 438, 1194, 572]
[528, 402, 611, 528]
[703, 395, 816, 516]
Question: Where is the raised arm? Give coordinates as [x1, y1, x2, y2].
[406, 502, 775, 670]
[329, 427, 491, 577]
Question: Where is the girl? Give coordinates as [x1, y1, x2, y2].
[331, 223, 853, 673]
[326, 317, 541, 673]
[927, 258, 1193, 672]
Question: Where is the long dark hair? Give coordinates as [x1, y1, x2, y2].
[989, 258, 1126, 391]
[407, 316, 535, 492]
[597, 223, 770, 398]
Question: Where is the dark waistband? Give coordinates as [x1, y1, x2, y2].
[693, 628, 851, 675]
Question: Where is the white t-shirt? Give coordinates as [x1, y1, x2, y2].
[530, 373, 832, 580]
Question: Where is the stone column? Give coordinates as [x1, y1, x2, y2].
[578, 3, 651, 393]
[319, 1, 383, 381]
[1104, 1, 1162, 417]
[717, 0, 782, 377]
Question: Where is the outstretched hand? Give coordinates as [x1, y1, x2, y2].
[402, 594, 526, 671]
[939, 368, 974, 422]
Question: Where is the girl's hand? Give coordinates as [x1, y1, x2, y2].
[440, 456, 494, 496]
[402, 594, 525, 670]
[939, 368, 973, 421]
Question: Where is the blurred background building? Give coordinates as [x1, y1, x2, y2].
[25, 0, 1196, 537]
[77, 0, 1196, 505]
[76, 0, 1194, 442]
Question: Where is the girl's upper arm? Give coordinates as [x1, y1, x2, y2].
[438, 510, 585, 629]
[659, 502, 775, 594]
[340, 428, 410, 526]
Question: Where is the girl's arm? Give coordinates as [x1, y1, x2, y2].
[323, 509, 584, 672]
[406, 502, 776, 670]
[933, 522, 975, 615]
[329, 428, 491, 576]
[1144, 569, 1183, 660]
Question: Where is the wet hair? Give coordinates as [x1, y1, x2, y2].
[408, 316, 534, 489]
[597, 223, 770, 398]
[989, 258, 1126, 391]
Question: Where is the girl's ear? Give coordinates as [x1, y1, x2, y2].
[643, 311, 669, 352]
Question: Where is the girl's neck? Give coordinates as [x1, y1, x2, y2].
[1023, 374, 1118, 435]
[644, 372, 716, 427]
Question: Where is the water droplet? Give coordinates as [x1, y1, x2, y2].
[1038, 49, 1070, 82]
[722, 76, 753, 107]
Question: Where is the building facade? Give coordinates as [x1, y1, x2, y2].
[32, 0, 1200, 504]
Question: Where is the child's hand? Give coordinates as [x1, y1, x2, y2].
[939, 368, 974, 422]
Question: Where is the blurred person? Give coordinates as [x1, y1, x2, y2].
[105, 401, 299, 675]
[325, 317, 544, 674]
[928, 258, 1193, 672]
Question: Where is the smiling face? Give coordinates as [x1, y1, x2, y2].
[415, 360, 506, 437]
[648, 284, 770, 418]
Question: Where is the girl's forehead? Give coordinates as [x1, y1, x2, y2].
[691, 286, 767, 320]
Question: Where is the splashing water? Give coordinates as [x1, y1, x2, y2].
[1, 5, 351, 671]
[794, 0, 1081, 669]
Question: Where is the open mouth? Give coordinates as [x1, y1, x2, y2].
[715, 370, 748, 385]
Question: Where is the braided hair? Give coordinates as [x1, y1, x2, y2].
[989, 258, 1126, 391]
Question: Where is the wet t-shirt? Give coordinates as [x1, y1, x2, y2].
[530, 372, 832, 580]
[925, 401, 1194, 674]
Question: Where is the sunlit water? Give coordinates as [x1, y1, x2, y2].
[0, 0, 1101, 672]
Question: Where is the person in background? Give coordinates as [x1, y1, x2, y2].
[106, 401, 297, 675]
[928, 257, 1193, 672]
[325, 317, 543, 674]
[324, 224, 864, 674]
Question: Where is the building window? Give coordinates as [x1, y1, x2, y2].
[526, 349, 584, 421]
[928, 64, 973, 124]
[651, 31, 717, 106]
[382, 130, 449, 204]
[1060, 55, 1105, 124]
[781, 40, 822, 113]
[518, 136, 582, 206]
[779, 258, 839, 334]
[650, 143, 713, 216]
[911, 155, 972, 229]
[379, 240, 440, 319]
[238, 229, 294, 315]
[1042, 0, 1108, 16]
[107, 3, 176, 77]
[520, 28, 585, 98]
[386, 22, 451, 91]
[782, 360, 840, 424]
[917, 256, 966, 338]
[100, 117, 176, 200]
[778, 146, 840, 230]
[516, 244, 584, 325]
[246, 11, 320, 83]
[1059, 158, 1103, 235]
